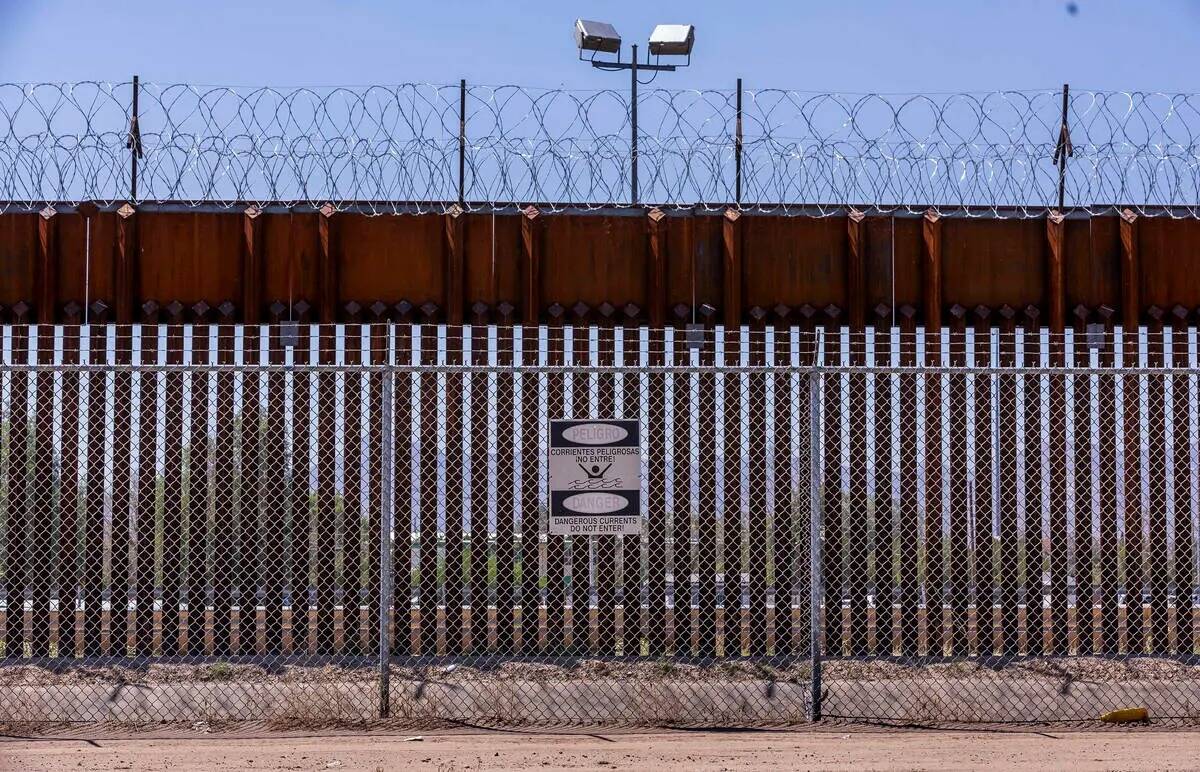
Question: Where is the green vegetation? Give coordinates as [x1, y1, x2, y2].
[0, 413, 8, 658]
[153, 474, 165, 589]
[180, 443, 191, 601]
[461, 531, 471, 591]
[309, 492, 323, 588]
[358, 502, 371, 593]
[205, 430, 218, 607]
[201, 661, 235, 681]
[230, 412, 244, 603]
[0, 417, 11, 592]
[74, 451, 87, 604]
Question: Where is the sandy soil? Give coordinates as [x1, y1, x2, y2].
[5, 657, 1200, 726]
[4, 728, 1200, 771]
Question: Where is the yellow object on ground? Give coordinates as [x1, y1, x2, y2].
[1100, 707, 1149, 723]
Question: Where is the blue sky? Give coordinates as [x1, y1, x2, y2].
[1, 1, 1198, 93]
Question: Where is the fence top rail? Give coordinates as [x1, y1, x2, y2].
[3, 324, 1196, 339]
[4, 363, 1200, 376]
[0, 200, 1192, 219]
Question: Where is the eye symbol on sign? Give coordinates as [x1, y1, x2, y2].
[578, 462, 612, 480]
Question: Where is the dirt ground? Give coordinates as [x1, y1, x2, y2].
[4, 728, 1200, 771]
[5, 656, 1200, 726]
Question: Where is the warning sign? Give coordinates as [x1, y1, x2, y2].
[548, 419, 642, 536]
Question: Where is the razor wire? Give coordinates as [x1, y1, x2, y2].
[2, 81, 1199, 216]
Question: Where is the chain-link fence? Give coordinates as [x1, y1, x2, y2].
[820, 328, 1200, 723]
[0, 329, 387, 725]
[1, 323, 1199, 728]
[2, 82, 1199, 216]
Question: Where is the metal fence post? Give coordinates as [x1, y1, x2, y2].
[808, 349, 824, 721]
[630, 43, 639, 206]
[458, 79, 467, 207]
[1053, 82, 1072, 212]
[378, 329, 397, 719]
[734, 77, 743, 206]
[126, 75, 143, 202]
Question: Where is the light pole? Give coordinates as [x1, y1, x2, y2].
[575, 20, 696, 206]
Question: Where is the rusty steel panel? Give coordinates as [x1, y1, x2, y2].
[2, 209, 1200, 327]
[334, 214, 446, 309]
[463, 213, 521, 308]
[540, 215, 647, 311]
[867, 217, 924, 313]
[863, 217, 894, 312]
[1138, 217, 1200, 312]
[940, 219, 1046, 311]
[56, 210, 117, 310]
[743, 216, 848, 312]
[0, 213, 37, 307]
[138, 212, 243, 307]
[261, 211, 319, 315]
[664, 215, 722, 317]
[1065, 216, 1120, 312]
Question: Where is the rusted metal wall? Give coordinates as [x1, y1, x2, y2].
[1, 205, 1197, 330]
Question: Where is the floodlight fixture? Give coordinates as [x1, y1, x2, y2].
[573, 19, 698, 206]
[575, 19, 694, 72]
[575, 19, 622, 54]
[648, 24, 695, 57]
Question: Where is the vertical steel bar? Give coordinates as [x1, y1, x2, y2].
[809, 344, 824, 721]
[379, 332, 396, 719]
[630, 44, 639, 206]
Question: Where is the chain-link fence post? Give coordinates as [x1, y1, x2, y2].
[378, 334, 397, 719]
[808, 358, 824, 721]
